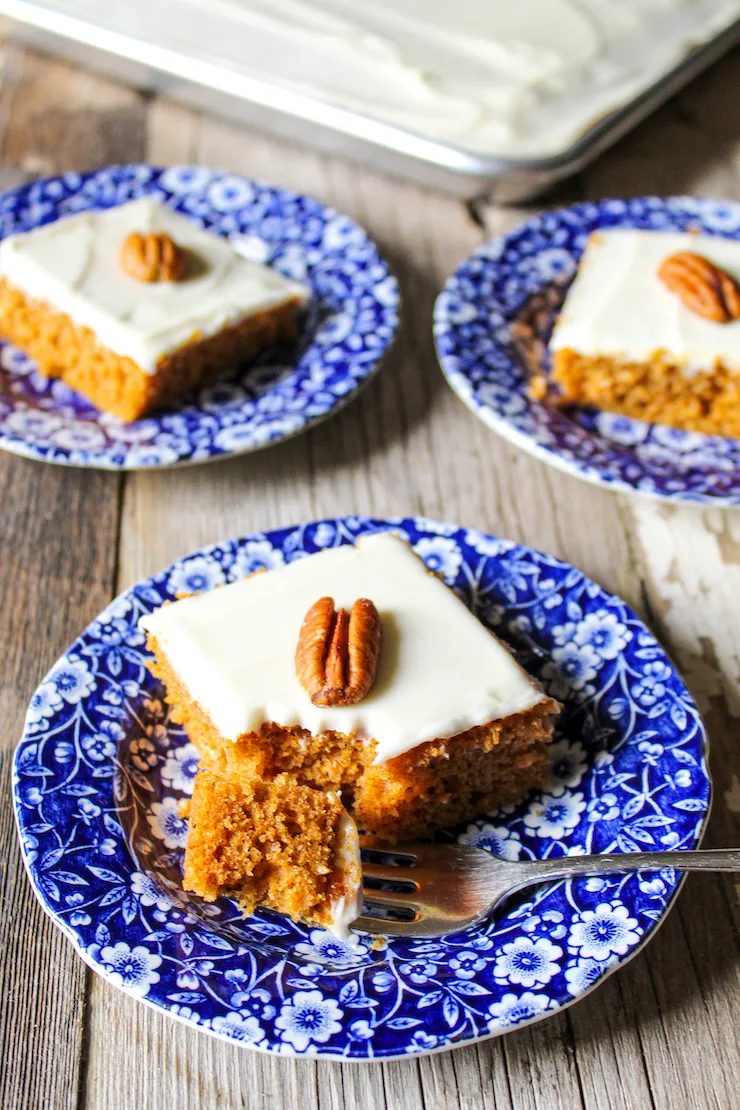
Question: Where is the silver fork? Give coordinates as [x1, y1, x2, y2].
[352, 840, 740, 937]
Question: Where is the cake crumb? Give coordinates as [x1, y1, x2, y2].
[528, 374, 549, 402]
[178, 797, 192, 819]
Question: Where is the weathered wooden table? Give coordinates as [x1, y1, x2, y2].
[1, 39, 739, 1110]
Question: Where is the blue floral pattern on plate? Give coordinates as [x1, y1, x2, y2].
[434, 196, 740, 504]
[0, 164, 398, 469]
[13, 516, 710, 1059]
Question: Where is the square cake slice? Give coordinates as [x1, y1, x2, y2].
[140, 532, 558, 933]
[549, 229, 740, 436]
[0, 197, 309, 421]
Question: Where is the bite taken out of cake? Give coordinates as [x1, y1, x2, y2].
[548, 228, 740, 436]
[0, 197, 309, 422]
[139, 531, 559, 936]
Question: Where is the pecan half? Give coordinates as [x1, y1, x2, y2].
[657, 251, 740, 324]
[120, 231, 188, 283]
[296, 596, 381, 707]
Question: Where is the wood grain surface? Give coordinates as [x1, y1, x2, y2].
[0, 35, 739, 1110]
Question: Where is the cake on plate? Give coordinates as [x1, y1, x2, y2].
[0, 197, 309, 421]
[549, 228, 740, 436]
[139, 532, 559, 935]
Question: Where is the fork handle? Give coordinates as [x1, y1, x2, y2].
[518, 847, 740, 881]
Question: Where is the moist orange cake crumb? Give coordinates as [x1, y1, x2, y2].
[148, 630, 555, 843]
[183, 769, 361, 930]
[550, 349, 740, 437]
[0, 280, 301, 422]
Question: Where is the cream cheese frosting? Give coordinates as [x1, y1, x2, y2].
[154, 0, 740, 157]
[139, 532, 547, 764]
[0, 198, 309, 373]
[324, 808, 363, 940]
[550, 229, 740, 374]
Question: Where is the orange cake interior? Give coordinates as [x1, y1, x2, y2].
[152, 638, 555, 844]
[183, 769, 360, 930]
[551, 349, 740, 437]
[0, 281, 301, 423]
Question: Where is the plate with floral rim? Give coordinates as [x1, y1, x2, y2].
[0, 164, 398, 469]
[14, 515, 709, 1059]
[434, 196, 740, 505]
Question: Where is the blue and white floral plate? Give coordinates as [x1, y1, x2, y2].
[435, 196, 740, 505]
[0, 165, 398, 469]
[14, 516, 709, 1059]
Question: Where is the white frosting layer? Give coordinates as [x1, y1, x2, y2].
[550, 229, 740, 374]
[139, 532, 546, 763]
[0, 198, 308, 373]
[161, 0, 740, 157]
[324, 808, 362, 940]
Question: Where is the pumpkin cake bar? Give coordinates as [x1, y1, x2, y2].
[139, 532, 558, 936]
[549, 229, 740, 436]
[0, 197, 308, 421]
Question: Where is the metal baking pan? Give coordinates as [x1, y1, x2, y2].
[0, 0, 739, 202]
